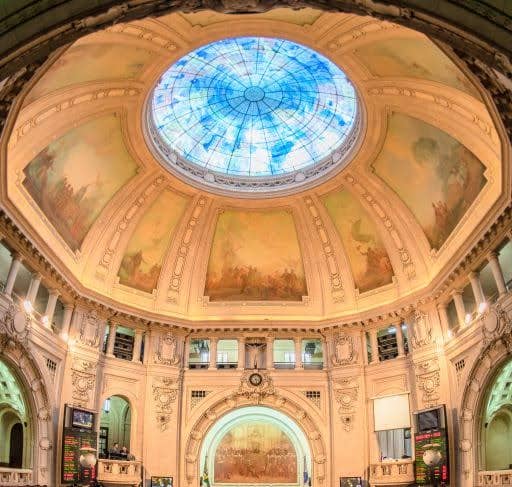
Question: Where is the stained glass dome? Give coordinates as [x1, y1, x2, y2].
[148, 37, 359, 192]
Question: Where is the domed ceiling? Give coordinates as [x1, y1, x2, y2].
[2, 8, 507, 323]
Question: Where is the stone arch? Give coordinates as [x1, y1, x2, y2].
[0, 328, 53, 485]
[184, 391, 327, 486]
[458, 307, 512, 485]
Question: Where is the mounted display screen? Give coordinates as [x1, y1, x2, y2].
[72, 408, 94, 429]
[151, 477, 173, 486]
[62, 427, 97, 484]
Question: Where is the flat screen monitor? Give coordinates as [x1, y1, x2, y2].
[417, 408, 440, 432]
[340, 477, 362, 487]
[71, 408, 94, 430]
[151, 477, 173, 487]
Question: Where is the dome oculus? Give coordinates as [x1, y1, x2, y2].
[148, 37, 359, 193]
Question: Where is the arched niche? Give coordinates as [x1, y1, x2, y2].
[199, 406, 312, 486]
[0, 335, 52, 485]
[99, 394, 132, 456]
[184, 391, 326, 486]
[459, 308, 512, 485]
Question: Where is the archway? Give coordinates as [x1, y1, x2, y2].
[481, 358, 512, 471]
[0, 358, 31, 470]
[99, 395, 132, 457]
[199, 406, 313, 487]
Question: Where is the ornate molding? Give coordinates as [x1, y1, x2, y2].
[410, 309, 433, 349]
[331, 332, 357, 366]
[154, 331, 180, 366]
[235, 370, 275, 403]
[414, 358, 441, 408]
[304, 196, 344, 302]
[326, 19, 400, 51]
[71, 359, 97, 407]
[106, 23, 178, 51]
[0, 302, 31, 349]
[78, 309, 101, 347]
[332, 376, 359, 431]
[152, 375, 180, 431]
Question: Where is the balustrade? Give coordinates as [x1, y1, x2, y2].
[478, 470, 512, 486]
[0, 467, 33, 486]
[97, 459, 142, 487]
[370, 460, 414, 486]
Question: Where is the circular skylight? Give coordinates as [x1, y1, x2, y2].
[148, 37, 359, 194]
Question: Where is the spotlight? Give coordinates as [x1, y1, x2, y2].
[103, 398, 111, 413]
[478, 302, 488, 314]
[41, 315, 49, 326]
[465, 313, 472, 324]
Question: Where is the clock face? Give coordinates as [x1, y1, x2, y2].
[249, 373, 263, 386]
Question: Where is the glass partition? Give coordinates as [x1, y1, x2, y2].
[217, 339, 238, 369]
[302, 339, 323, 369]
[273, 339, 295, 369]
[189, 339, 210, 369]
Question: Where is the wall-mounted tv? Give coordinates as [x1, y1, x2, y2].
[340, 477, 362, 487]
[151, 477, 173, 487]
[71, 408, 94, 430]
[415, 405, 446, 432]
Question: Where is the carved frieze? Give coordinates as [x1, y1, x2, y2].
[78, 310, 101, 348]
[333, 376, 359, 431]
[331, 332, 357, 366]
[414, 358, 441, 408]
[0, 302, 30, 349]
[71, 359, 97, 407]
[154, 332, 180, 366]
[410, 310, 433, 349]
[152, 376, 180, 431]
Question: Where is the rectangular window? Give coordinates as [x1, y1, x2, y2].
[377, 328, 398, 361]
[377, 428, 412, 460]
[373, 394, 411, 431]
[189, 339, 210, 369]
[480, 260, 499, 302]
[302, 339, 323, 369]
[191, 390, 207, 398]
[273, 339, 295, 369]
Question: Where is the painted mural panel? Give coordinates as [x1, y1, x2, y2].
[372, 113, 486, 250]
[25, 43, 153, 104]
[118, 189, 189, 293]
[214, 422, 297, 483]
[22, 114, 138, 250]
[205, 209, 307, 301]
[355, 38, 481, 99]
[322, 188, 393, 293]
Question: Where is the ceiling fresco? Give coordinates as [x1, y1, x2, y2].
[3, 9, 505, 321]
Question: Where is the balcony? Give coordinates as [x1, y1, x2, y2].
[370, 460, 414, 486]
[0, 468, 33, 486]
[188, 361, 209, 369]
[478, 470, 512, 486]
[273, 361, 295, 369]
[97, 459, 142, 487]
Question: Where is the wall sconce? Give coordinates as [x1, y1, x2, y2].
[103, 397, 111, 414]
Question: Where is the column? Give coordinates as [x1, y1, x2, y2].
[143, 331, 152, 365]
[321, 338, 327, 369]
[44, 289, 59, 327]
[26, 273, 42, 304]
[106, 323, 117, 356]
[488, 252, 507, 296]
[265, 336, 274, 370]
[369, 329, 379, 364]
[437, 302, 450, 337]
[238, 338, 245, 369]
[451, 290, 466, 327]
[132, 329, 143, 362]
[60, 304, 74, 340]
[4, 253, 22, 297]
[294, 337, 302, 369]
[209, 337, 218, 369]
[183, 335, 190, 368]
[395, 323, 405, 357]
[469, 271, 484, 305]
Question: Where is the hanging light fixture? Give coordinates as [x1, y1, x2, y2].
[103, 397, 111, 413]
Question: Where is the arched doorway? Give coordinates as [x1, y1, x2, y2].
[199, 406, 313, 487]
[481, 358, 512, 471]
[0, 358, 31, 470]
[9, 422, 23, 468]
[99, 395, 131, 458]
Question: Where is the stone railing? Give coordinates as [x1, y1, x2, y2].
[478, 470, 512, 486]
[370, 460, 415, 485]
[97, 459, 142, 486]
[0, 468, 33, 486]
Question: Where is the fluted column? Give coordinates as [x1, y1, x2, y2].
[395, 323, 405, 357]
[183, 336, 190, 368]
[321, 337, 327, 369]
[26, 273, 42, 303]
[265, 336, 274, 370]
[44, 289, 59, 328]
[469, 271, 484, 306]
[60, 304, 74, 340]
[238, 338, 245, 369]
[437, 302, 450, 336]
[451, 290, 466, 327]
[4, 253, 22, 297]
[294, 337, 302, 369]
[132, 330, 143, 362]
[106, 323, 117, 356]
[143, 331, 152, 365]
[369, 329, 379, 364]
[488, 252, 507, 296]
[209, 338, 218, 369]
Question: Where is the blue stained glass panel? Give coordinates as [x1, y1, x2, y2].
[151, 37, 357, 177]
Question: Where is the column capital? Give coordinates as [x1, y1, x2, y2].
[63, 302, 75, 310]
[48, 288, 60, 297]
[468, 271, 478, 280]
[487, 250, 499, 261]
[436, 301, 448, 311]
[10, 251, 23, 262]
[450, 288, 463, 297]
